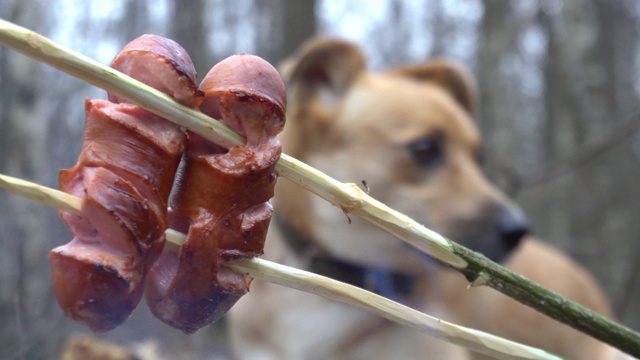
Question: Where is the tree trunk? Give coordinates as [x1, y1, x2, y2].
[280, 0, 316, 61]
[170, 0, 210, 76]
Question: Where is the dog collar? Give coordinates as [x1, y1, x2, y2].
[274, 214, 417, 301]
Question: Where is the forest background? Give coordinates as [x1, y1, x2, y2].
[1, 0, 639, 358]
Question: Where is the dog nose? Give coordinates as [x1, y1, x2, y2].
[497, 207, 530, 252]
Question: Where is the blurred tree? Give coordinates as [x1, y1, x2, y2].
[280, 0, 316, 62]
[170, 0, 210, 76]
[0, 1, 69, 359]
[476, 0, 640, 327]
[251, 0, 282, 64]
[526, 0, 640, 324]
[476, 0, 520, 193]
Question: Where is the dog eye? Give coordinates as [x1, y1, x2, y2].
[407, 137, 444, 167]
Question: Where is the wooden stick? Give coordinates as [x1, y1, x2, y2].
[0, 173, 559, 359]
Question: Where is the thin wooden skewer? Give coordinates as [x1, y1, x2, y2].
[0, 173, 558, 360]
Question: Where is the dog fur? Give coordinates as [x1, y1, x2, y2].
[229, 37, 628, 359]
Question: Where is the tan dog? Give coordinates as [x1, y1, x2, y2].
[229, 38, 627, 359]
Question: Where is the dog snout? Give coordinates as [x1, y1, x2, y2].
[446, 200, 530, 262]
[497, 206, 530, 252]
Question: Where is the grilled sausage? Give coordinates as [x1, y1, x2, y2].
[50, 35, 200, 332]
[144, 54, 286, 334]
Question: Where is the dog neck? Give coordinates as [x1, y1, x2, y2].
[274, 214, 417, 302]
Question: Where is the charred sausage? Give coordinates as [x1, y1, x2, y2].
[50, 35, 200, 332]
[144, 54, 286, 334]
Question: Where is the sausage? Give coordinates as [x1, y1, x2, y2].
[49, 35, 200, 332]
[144, 54, 286, 334]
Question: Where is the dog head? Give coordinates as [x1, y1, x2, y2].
[275, 38, 529, 272]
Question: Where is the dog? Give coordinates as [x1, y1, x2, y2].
[228, 37, 627, 359]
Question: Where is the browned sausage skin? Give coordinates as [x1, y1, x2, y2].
[145, 54, 286, 334]
[50, 35, 200, 332]
[108, 34, 201, 107]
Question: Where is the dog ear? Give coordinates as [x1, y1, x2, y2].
[388, 61, 477, 115]
[280, 37, 366, 118]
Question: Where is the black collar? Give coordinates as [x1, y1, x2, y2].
[275, 215, 417, 301]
